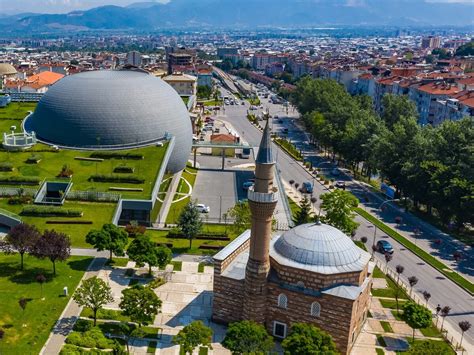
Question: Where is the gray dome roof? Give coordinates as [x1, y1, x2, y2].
[24, 70, 192, 172]
[270, 223, 370, 274]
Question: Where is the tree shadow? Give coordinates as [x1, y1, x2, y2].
[67, 257, 95, 271]
[0, 261, 55, 284]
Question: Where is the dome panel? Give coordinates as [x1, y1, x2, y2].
[24, 70, 192, 172]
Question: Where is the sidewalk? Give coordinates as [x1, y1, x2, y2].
[39, 257, 108, 355]
[154, 170, 183, 228]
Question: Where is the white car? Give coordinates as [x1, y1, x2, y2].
[196, 204, 210, 213]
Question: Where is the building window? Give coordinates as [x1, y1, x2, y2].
[310, 302, 321, 317]
[277, 294, 287, 309]
[273, 321, 287, 338]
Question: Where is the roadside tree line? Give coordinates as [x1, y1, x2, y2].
[291, 77, 473, 231]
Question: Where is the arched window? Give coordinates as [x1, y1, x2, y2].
[310, 302, 321, 317]
[277, 293, 288, 309]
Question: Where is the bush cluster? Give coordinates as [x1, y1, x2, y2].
[8, 195, 31, 205]
[113, 165, 134, 173]
[88, 174, 145, 184]
[0, 176, 40, 185]
[66, 327, 117, 350]
[21, 206, 83, 217]
[0, 162, 13, 171]
[26, 154, 42, 164]
[90, 152, 143, 160]
[147, 277, 166, 289]
[60, 344, 108, 354]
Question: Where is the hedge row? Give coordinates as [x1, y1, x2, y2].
[90, 152, 143, 160]
[21, 206, 83, 217]
[88, 174, 144, 184]
[0, 176, 40, 185]
[113, 166, 134, 173]
[46, 220, 93, 224]
[0, 162, 13, 171]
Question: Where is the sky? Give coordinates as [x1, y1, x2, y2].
[0, 0, 471, 15]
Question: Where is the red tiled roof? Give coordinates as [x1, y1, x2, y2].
[417, 82, 460, 95]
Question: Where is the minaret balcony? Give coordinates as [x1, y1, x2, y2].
[248, 186, 278, 203]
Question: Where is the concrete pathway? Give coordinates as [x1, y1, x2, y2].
[154, 170, 183, 227]
[39, 257, 108, 355]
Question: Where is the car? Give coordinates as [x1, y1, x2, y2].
[301, 182, 313, 193]
[335, 181, 346, 189]
[376, 240, 394, 254]
[196, 204, 210, 213]
[243, 181, 254, 190]
[331, 168, 341, 176]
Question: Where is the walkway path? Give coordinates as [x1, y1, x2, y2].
[154, 170, 183, 227]
[39, 257, 108, 355]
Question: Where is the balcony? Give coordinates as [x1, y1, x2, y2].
[247, 186, 278, 203]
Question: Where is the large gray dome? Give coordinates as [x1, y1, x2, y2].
[270, 222, 370, 274]
[24, 70, 192, 172]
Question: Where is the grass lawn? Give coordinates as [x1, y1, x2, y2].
[371, 266, 409, 300]
[0, 253, 92, 354]
[146, 224, 237, 255]
[0, 143, 167, 200]
[105, 258, 129, 267]
[354, 240, 368, 251]
[391, 310, 404, 321]
[0, 199, 116, 248]
[147, 341, 158, 353]
[376, 348, 385, 355]
[202, 99, 222, 107]
[400, 339, 454, 354]
[288, 198, 301, 219]
[379, 298, 407, 310]
[166, 166, 198, 224]
[420, 323, 443, 338]
[80, 307, 131, 323]
[171, 261, 182, 271]
[380, 321, 393, 333]
[356, 207, 474, 295]
[376, 334, 387, 347]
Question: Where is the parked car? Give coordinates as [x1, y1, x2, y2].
[376, 240, 394, 254]
[196, 204, 210, 213]
[331, 168, 341, 176]
[301, 182, 313, 193]
[335, 181, 346, 189]
[243, 181, 255, 190]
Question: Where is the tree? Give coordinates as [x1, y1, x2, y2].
[227, 201, 252, 234]
[197, 85, 212, 99]
[458, 321, 471, 350]
[86, 223, 128, 261]
[117, 322, 144, 354]
[455, 40, 474, 57]
[281, 323, 338, 355]
[222, 320, 274, 354]
[402, 302, 432, 341]
[293, 197, 313, 225]
[380, 94, 418, 129]
[384, 253, 392, 272]
[173, 320, 213, 355]
[31, 230, 71, 275]
[320, 189, 359, 235]
[73, 276, 113, 326]
[4, 223, 41, 270]
[440, 306, 451, 331]
[422, 291, 431, 306]
[177, 202, 203, 249]
[127, 234, 172, 275]
[395, 265, 404, 283]
[408, 276, 418, 297]
[36, 273, 47, 299]
[119, 285, 161, 327]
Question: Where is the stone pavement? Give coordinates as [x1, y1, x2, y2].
[39, 257, 108, 355]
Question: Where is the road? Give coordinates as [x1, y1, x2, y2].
[218, 86, 474, 350]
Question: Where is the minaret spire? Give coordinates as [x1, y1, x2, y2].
[242, 117, 278, 323]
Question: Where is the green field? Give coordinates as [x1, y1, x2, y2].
[0, 199, 116, 247]
[0, 253, 92, 354]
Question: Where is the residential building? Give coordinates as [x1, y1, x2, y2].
[163, 72, 197, 97]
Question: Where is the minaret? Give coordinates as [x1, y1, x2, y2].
[242, 119, 278, 323]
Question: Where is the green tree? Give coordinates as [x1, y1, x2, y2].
[197, 85, 212, 99]
[173, 320, 213, 355]
[227, 201, 251, 234]
[222, 320, 274, 354]
[73, 276, 113, 326]
[293, 197, 313, 225]
[3, 223, 41, 270]
[117, 322, 145, 354]
[455, 40, 474, 57]
[320, 189, 359, 235]
[177, 202, 203, 249]
[402, 302, 432, 341]
[381, 94, 418, 129]
[281, 323, 338, 355]
[127, 234, 172, 275]
[119, 285, 161, 327]
[86, 223, 128, 261]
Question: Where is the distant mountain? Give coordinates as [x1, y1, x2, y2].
[0, 0, 472, 32]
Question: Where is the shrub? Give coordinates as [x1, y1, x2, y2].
[0, 162, 13, 171]
[21, 206, 83, 217]
[26, 154, 42, 164]
[125, 268, 134, 277]
[0, 176, 40, 185]
[66, 327, 116, 350]
[8, 195, 31, 205]
[113, 165, 134, 173]
[74, 319, 93, 332]
[90, 152, 143, 160]
[148, 277, 166, 289]
[88, 174, 145, 184]
[58, 164, 73, 178]
[125, 221, 146, 237]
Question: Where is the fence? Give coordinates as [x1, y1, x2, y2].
[66, 190, 121, 203]
[0, 187, 37, 197]
[373, 258, 467, 353]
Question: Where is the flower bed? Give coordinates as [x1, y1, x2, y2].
[89, 174, 145, 184]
